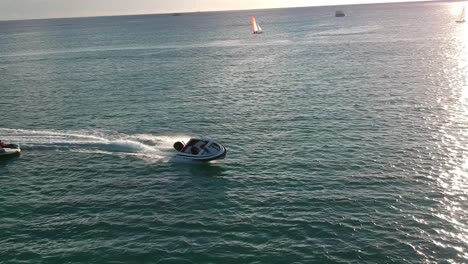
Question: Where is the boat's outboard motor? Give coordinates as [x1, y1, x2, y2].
[173, 141, 184, 152]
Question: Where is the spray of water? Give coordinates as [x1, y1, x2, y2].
[0, 128, 190, 163]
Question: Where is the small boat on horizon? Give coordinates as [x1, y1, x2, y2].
[335, 11, 346, 17]
[456, 6, 466, 23]
[251, 16, 263, 34]
[173, 138, 226, 162]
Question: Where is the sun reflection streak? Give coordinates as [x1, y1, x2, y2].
[429, 9, 468, 262]
[462, 31, 468, 101]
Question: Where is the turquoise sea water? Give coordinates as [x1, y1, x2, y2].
[1, 2, 467, 263]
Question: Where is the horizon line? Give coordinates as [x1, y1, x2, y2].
[0, 0, 443, 23]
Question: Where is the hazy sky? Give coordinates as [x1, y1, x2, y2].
[0, 0, 432, 21]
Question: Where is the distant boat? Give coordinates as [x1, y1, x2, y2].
[172, 13, 181, 16]
[456, 6, 466, 23]
[335, 11, 345, 17]
[251, 16, 263, 34]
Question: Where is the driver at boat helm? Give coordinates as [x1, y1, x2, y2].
[191, 146, 199, 155]
[0, 140, 6, 148]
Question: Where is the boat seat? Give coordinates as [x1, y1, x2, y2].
[198, 141, 213, 155]
[193, 140, 206, 148]
[204, 141, 213, 148]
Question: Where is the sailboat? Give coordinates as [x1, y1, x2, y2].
[251, 16, 263, 34]
[456, 6, 466, 23]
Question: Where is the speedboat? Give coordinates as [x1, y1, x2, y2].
[173, 138, 226, 162]
[0, 144, 21, 158]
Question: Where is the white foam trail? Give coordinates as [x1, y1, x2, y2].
[129, 134, 190, 148]
[0, 128, 189, 163]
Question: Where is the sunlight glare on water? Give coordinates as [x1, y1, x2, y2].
[429, 16, 468, 262]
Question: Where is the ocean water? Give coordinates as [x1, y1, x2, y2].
[1, 1, 467, 263]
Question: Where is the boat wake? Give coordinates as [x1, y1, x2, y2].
[0, 128, 189, 163]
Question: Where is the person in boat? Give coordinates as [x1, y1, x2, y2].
[0, 140, 7, 148]
[191, 146, 199, 155]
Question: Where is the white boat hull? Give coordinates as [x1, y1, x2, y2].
[0, 144, 21, 158]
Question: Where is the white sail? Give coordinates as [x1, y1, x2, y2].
[457, 6, 466, 22]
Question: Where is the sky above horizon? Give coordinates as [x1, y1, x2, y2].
[0, 0, 434, 21]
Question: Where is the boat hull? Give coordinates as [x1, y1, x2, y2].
[0, 144, 21, 159]
[335, 11, 345, 17]
[174, 140, 226, 162]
